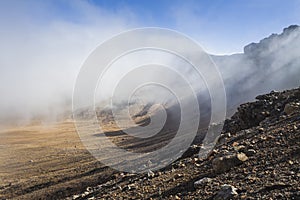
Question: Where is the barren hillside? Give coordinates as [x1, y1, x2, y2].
[1, 87, 299, 199]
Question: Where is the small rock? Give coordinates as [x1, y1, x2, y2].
[148, 170, 155, 178]
[288, 160, 294, 165]
[123, 183, 137, 191]
[284, 103, 299, 115]
[195, 163, 201, 167]
[212, 153, 248, 173]
[72, 194, 80, 199]
[82, 191, 89, 197]
[234, 145, 246, 152]
[237, 152, 249, 162]
[207, 149, 218, 159]
[245, 149, 256, 157]
[178, 162, 186, 168]
[217, 134, 227, 144]
[258, 127, 265, 132]
[214, 184, 238, 200]
[174, 173, 184, 179]
[194, 177, 212, 188]
[192, 157, 199, 163]
[280, 115, 287, 120]
[232, 141, 239, 147]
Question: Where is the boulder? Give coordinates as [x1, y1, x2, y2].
[194, 177, 212, 188]
[284, 103, 299, 115]
[212, 153, 248, 173]
[214, 184, 238, 200]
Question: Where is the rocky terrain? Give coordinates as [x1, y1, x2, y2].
[68, 87, 300, 200]
[1, 25, 300, 199]
[1, 87, 299, 200]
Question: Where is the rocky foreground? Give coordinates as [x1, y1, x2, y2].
[68, 87, 300, 200]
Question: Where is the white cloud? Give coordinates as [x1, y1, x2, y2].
[0, 1, 138, 123]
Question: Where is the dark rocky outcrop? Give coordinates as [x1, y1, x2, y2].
[68, 87, 300, 200]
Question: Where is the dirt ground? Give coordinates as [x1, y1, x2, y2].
[0, 121, 117, 199]
[0, 105, 204, 200]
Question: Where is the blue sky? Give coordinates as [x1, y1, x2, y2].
[1, 0, 299, 54]
[89, 0, 300, 54]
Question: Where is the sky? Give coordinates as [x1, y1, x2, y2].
[0, 0, 299, 122]
[88, 0, 300, 54]
[1, 0, 300, 54]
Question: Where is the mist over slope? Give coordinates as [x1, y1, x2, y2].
[213, 25, 300, 114]
[1, 25, 300, 124]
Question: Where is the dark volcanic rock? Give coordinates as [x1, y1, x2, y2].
[212, 153, 248, 173]
[223, 87, 300, 133]
[213, 184, 238, 200]
[67, 87, 300, 200]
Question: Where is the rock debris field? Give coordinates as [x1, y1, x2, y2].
[69, 88, 300, 200]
